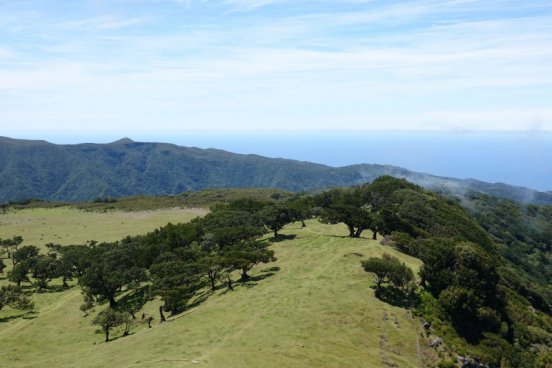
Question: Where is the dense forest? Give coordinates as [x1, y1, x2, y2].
[1, 177, 551, 367]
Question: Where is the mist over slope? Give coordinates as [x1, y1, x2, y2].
[1, 136, 550, 204]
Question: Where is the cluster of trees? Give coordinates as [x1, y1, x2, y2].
[2, 243, 77, 290]
[0, 197, 314, 341]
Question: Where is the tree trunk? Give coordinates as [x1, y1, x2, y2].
[17, 280, 21, 287]
[159, 305, 166, 322]
[209, 275, 216, 290]
[274, 229, 278, 237]
[227, 274, 234, 291]
[348, 226, 355, 238]
[354, 228, 363, 238]
[105, 329, 109, 342]
[301, 220, 306, 228]
[62, 277, 69, 288]
[108, 295, 116, 308]
[372, 230, 377, 240]
[240, 269, 249, 281]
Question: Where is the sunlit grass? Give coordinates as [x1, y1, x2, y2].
[0, 218, 423, 367]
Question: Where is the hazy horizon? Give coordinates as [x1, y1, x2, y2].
[3, 131, 551, 192]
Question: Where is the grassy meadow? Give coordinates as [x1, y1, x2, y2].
[0, 207, 207, 248]
[1, 210, 424, 367]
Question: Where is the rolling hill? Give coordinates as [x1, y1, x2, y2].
[0, 220, 425, 368]
[1, 136, 551, 205]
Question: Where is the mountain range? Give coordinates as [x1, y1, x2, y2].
[1, 136, 550, 204]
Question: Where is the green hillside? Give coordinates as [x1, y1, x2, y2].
[1, 136, 551, 205]
[1, 180, 551, 367]
[0, 220, 424, 368]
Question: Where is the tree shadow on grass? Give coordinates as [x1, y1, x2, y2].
[372, 285, 413, 309]
[0, 310, 37, 323]
[116, 285, 153, 316]
[35, 284, 74, 294]
[269, 234, 296, 243]
[238, 266, 280, 288]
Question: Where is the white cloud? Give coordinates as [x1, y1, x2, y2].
[0, 0, 551, 132]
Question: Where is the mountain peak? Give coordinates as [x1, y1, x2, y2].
[112, 137, 135, 144]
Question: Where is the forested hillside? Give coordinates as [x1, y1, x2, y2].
[1, 136, 551, 205]
[2, 178, 551, 367]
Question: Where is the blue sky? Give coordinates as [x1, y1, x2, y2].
[1, 0, 552, 133]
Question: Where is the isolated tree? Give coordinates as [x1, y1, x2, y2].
[0, 285, 34, 312]
[361, 254, 414, 297]
[92, 308, 128, 342]
[259, 205, 293, 237]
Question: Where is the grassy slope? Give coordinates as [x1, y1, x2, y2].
[0, 207, 207, 247]
[0, 217, 423, 368]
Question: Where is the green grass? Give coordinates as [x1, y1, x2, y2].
[0, 207, 207, 247]
[0, 218, 423, 368]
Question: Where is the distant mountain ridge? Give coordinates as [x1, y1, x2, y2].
[1, 136, 550, 205]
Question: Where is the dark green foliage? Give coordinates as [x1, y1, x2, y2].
[0, 258, 5, 274]
[201, 210, 265, 246]
[384, 188, 494, 251]
[92, 308, 129, 342]
[30, 255, 60, 290]
[213, 198, 272, 213]
[150, 249, 204, 314]
[259, 205, 294, 237]
[12, 245, 39, 266]
[286, 196, 315, 227]
[361, 254, 414, 298]
[199, 253, 224, 291]
[222, 239, 276, 281]
[0, 235, 23, 260]
[316, 187, 374, 238]
[80, 243, 147, 307]
[417, 238, 457, 294]
[136, 222, 203, 268]
[418, 240, 503, 341]
[462, 193, 552, 304]
[8, 262, 31, 287]
[0, 285, 34, 312]
[57, 245, 93, 286]
[388, 232, 416, 256]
